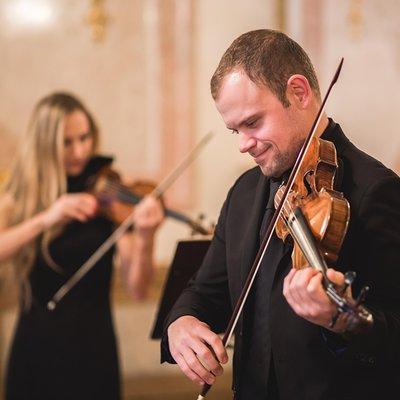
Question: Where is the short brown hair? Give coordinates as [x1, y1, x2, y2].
[210, 29, 320, 107]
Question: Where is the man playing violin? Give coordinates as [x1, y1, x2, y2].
[0, 92, 164, 399]
[162, 29, 400, 399]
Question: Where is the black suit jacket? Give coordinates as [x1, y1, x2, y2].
[161, 121, 400, 400]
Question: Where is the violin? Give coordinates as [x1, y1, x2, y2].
[275, 135, 350, 269]
[88, 166, 212, 235]
[274, 135, 372, 332]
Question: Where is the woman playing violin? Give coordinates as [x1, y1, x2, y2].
[163, 30, 400, 400]
[0, 92, 164, 399]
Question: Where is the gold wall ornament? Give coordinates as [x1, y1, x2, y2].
[85, 0, 109, 42]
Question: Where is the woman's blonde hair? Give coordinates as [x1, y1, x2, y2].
[1, 92, 99, 308]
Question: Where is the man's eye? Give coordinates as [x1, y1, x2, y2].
[245, 119, 257, 127]
[230, 129, 239, 135]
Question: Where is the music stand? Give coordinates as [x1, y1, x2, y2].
[150, 238, 211, 339]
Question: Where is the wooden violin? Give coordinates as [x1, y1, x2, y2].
[274, 135, 372, 332]
[88, 166, 212, 235]
[275, 135, 350, 269]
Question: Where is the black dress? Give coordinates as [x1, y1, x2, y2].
[6, 156, 121, 400]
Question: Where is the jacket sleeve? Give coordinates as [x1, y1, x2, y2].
[160, 186, 234, 364]
[329, 174, 400, 364]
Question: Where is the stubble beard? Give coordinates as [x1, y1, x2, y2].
[260, 136, 305, 178]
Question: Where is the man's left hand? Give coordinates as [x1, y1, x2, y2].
[283, 267, 349, 333]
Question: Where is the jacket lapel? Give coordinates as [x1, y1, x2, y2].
[240, 173, 270, 287]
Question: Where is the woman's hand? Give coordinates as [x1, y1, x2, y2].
[42, 193, 98, 228]
[132, 195, 164, 239]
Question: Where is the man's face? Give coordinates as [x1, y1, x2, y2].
[215, 70, 307, 178]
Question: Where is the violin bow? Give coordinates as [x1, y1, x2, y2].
[197, 59, 346, 399]
[47, 131, 215, 311]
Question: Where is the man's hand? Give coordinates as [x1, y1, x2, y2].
[167, 316, 229, 386]
[283, 267, 349, 332]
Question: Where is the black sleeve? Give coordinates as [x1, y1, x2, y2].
[328, 175, 400, 363]
[160, 187, 234, 364]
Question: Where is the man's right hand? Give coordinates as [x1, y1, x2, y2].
[167, 315, 228, 386]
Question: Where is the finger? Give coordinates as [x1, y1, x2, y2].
[180, 347, 216, 385]
[191, 341, 223, 376]
[134, 205, 163, 231]
[283, 268, 297, 298]
[292, 268, 319, 291]
[284, 267, 297, 286]
[175, 354, 206, 386]
[198, 327, 228, 365]
[78, 196, 98, 215]
[307, 273, 336, 318]
[65, 197, 95, 218]
[74, 203, 97, 220]
[136, 195, 156, 213]
[306, 271, 324, 299]
[289, 268, 316, 308]
[283, 268, 298, 307]
[66, 208, 88, 222]
[288, 268, 321, 316]
[326, 268, 345, 287]
[307, 273, 333, 313]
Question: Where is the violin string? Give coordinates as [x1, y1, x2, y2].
[94, 174, 137, 198]
[97, 179, 139, 205]
[99, 177, 209, 231]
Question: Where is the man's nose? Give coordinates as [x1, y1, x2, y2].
[238, 133, 257, 154]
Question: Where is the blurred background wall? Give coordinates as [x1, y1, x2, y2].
[0, 0, 399, 399]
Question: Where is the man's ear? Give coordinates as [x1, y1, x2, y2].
[286, 75, 311, 109]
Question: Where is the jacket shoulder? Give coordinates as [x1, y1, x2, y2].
[338, 136, 399, 211]
[230, 166, 262, 194]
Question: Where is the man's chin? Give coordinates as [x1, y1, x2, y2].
[258, 163, 286, 179]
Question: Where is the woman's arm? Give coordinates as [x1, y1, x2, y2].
[0, 195, 48, 262]
[0, 193, 97, 263]
[117, 195, 164, 300]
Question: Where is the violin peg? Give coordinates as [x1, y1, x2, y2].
[342, 271, 356, 293]
[344, 271, 356, 286]
[355, 285, 370, 306]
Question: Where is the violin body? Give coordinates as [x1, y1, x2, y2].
[88, 167, 157, 225]
[275, 136, 350, 269]
[88, 166, 212, 235]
